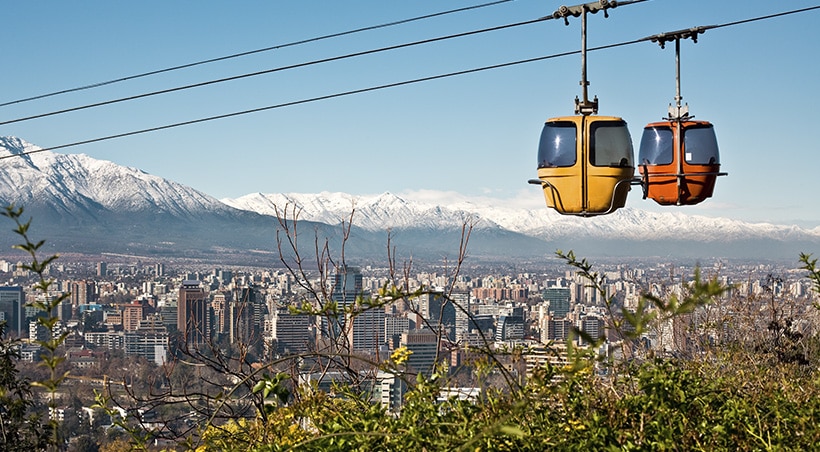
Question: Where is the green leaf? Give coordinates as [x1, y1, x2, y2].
[499, 425, 526, 439]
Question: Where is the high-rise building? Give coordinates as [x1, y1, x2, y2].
[177, 280, 211, 345]
[96, 262, 107, 277]
[384, 314, 411, 350]
[577, 314, 605, 345]
[121, 303, 144, 332]
[412, 291, 456, 341]
[331, 266, 363, 306]
[451, 292, 471, 341]
[211, 293, 228, 334]
[158, 304, 178, 332]
[70, 280, 95, 307]
[347, 307, 385, 354]
[546, 316, 575, 342]
[495, 307, 525, 342]
[400, 329, 440, 378]
[268, 306, 312, 355]
[375, 370, 406, 414]
[229, 287, 258, 345]
[125, 314, 169, 365]
[543, 287, 571, 318]
[0, 286, 23, 337]
[324, 266, 363, 341]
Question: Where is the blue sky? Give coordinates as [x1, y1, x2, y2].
[2, 1, 819, 226]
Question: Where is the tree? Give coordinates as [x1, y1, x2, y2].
[0, 322, 50, 450]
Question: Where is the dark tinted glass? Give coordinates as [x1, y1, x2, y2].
[684, 125, 719, 164]
[639, 126, 674, 165]
[590, 121, 633, 167]
[538, 122, 576, 168]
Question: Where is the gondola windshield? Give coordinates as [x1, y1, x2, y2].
[639, 127, 674, 165]
[538, 121, 577, 168]
[591, 121, 633, 167]
[684, 124, 719, 164]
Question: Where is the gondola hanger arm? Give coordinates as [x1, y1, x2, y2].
[553, 0, 619, 25]
[641, 25, 715, 48]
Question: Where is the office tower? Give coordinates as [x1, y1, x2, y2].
[229, 287, 258, 345]
[467, 314, 495, 338]
[0, 286, 23, 337]
[268, 306, 312, 355]
[543, 287, 571, 318]
[217, 269, 233, 285]
[546, 316, 575, 342]
[177, 280, 211, 345]
[384, 314, 411, 350]
[331, 266, 363, 306]
[96, 262, 107, 277]
[324, 266, 363, 341]
[412, 290, 456, 341]
[400, 329, 440, 378]
[495, 306, 525, 342]
[347, 307, 386, 354]
[70, 280, 95, 307]
[578, 314, 605, 345]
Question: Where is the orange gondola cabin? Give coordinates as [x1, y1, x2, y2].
[638, 119, 720, 205]
[638, 26, 725, 206]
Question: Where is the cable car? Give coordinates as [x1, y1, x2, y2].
[638, 118, 720, 205]
[638, 26, 725, 206]
[530, 0, 634, 216]
[537, 115, 634, 215]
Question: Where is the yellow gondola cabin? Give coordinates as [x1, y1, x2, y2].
[536, 115, 634, 216]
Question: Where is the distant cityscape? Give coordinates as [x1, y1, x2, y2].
[3, 253, 816, 410]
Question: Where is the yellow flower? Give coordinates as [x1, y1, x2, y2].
[390, 346, 413, 365]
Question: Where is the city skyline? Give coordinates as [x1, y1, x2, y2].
[2, 1, 819, 226]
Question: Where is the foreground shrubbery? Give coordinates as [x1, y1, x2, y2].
[192, 355, 820, 451]
[192, 255, 820, 451]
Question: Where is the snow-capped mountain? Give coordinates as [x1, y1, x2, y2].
[0, 136, 231, 216]
[0, 137, 346, 262]
[0, 136, 817, 262]
[222, 191, 820, 245]
[220, 192, 502, 231]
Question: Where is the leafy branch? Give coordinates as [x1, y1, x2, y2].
[2, 205, 71, 450]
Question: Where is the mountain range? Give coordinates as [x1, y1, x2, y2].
[1, 136, 817, 265]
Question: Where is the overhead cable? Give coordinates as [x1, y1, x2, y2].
[0, 41, 634, 160]
[639, 4, 820, 43]
[0, 16, 548, 127]
[0, 0, 514, 108]
[0, 0, 654, 126]
[2, 3, 817, 160]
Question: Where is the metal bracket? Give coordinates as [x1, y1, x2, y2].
[665, 103, 691, 121]
[575, 95, 599, 115]
[553, 1, 618, 25]
[648, 26, 707, 49]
